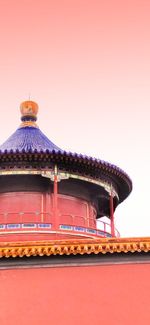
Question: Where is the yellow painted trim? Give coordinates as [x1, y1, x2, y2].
[0, 237, 150, 258]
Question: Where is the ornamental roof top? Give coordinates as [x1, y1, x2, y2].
[0, 100, 62, 153]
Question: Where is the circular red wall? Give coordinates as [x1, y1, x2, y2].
[0, 192, 96, 227]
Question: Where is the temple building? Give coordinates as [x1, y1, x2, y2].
[0, 101, 150, 325]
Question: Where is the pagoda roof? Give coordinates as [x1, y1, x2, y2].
[0, 126, 62, 153]
[0, 100, 132, 203]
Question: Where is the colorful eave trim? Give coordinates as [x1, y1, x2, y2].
[0, 237, 150, 258]
[0, 150, 132, 201]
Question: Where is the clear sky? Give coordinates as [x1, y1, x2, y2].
[0, 0, 150, 237]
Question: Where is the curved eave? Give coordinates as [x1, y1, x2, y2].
[0, 150, 132, 202]
[0, 237, 149, 258]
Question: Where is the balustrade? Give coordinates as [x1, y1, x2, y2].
[0, 211, 120, 238]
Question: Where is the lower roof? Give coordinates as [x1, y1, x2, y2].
[0, 237, 150, 259]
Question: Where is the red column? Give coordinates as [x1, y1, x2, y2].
[110, 189, 115, 237]
[53, 165, 58, 230]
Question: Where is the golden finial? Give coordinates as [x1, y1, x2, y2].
[20, 100, 39, 118]
[19, 100, 39, 128]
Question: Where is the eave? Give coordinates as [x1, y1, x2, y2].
[0, 151, 132, 202]
[0, 237, 150, 258]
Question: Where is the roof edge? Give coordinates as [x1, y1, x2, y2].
[0, 237, 149, 258]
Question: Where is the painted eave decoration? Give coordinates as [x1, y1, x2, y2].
[0, 237, 150, 258]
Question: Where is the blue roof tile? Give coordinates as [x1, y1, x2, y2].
[0, 127, 62, 153]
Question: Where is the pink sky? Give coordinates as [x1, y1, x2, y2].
[0, 0, 150, 237]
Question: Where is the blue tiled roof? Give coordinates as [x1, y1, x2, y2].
[0, 121, 132, 202]
[0, 127, 62, 153]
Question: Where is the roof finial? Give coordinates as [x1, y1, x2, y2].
[19, 100, 39, 128]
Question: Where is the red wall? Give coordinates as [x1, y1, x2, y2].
[0, 192, 96, 227]
[0, 263, 150, 325]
